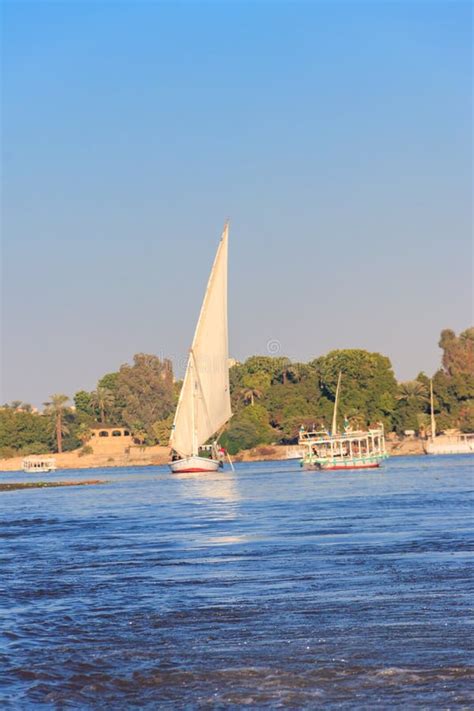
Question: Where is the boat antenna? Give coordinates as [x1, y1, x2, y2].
[331, 371, 342, 436]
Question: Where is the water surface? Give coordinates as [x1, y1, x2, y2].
[1, 456, 472, 708]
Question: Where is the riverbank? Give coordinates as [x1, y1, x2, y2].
[0, 445, 170, 472]
[0, 438, 425, 472]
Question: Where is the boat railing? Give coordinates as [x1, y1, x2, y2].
[299, 427, 385, 445]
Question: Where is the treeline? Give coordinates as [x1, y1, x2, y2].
[0, 355, 176, 459]
[1, 328, 473, 458]
[221, 327, 473, 453]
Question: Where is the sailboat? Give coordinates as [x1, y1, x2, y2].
[168, 223, 232, 473]
[424, 379, 474, 455]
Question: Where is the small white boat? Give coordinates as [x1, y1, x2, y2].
[425, 380, 474, 455]
[22, 457, 56, 473]
[168, 224, 232, 474]
[425, 434, 474, 455]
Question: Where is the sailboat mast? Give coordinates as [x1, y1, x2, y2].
[191, 355, 198, 456]
[430, 379, 436, 441]
[332, 371, 342, 436]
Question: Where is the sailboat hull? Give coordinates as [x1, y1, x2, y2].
[169, 456, 220, 474]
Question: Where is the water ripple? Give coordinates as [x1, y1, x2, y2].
[0, 456, 473, 708]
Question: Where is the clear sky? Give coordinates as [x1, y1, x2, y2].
[2, 0, 472, 406]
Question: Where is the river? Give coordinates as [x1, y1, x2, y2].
[1, 455, 472, 708]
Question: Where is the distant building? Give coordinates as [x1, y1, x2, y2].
[88, 425, 133, 453]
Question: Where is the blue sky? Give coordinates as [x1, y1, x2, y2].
[2, 0, 472, 405]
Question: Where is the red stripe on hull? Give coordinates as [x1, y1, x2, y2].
[172, 467, 216, 473]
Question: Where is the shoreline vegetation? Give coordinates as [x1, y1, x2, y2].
[1, 328, 472, 469]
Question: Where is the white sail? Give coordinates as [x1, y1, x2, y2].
[169, 224, 232, 457]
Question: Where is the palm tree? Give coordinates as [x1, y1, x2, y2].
[44, 394, 70, 453]
[91, 386, 115, 424]
[239, 387, 262, 407]
[396, 381, 429, 404]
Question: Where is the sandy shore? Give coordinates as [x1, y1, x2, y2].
[0, 445, 169, 472]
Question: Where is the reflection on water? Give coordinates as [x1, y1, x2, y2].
[0, 456, 473, 708]
[174, 470, 245, 545]
[174, 469, 241, 504]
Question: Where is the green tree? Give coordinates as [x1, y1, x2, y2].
[439, 327, 474, 377]
[116, 354, 174, 443]
[91, 386, 115, 424]
[98, 372, 125, 423]
[312, 349, 397, 430]
[74, 390, 95, 418]
[430, 328, 474, 430]
[98, 372, 120, 391]
[0, 409, 51, 455]
[243, 355, 287, 379]
[394, 380, 429, 434]
[151, 414, 174, 445]
[220, 403, 274, 454]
